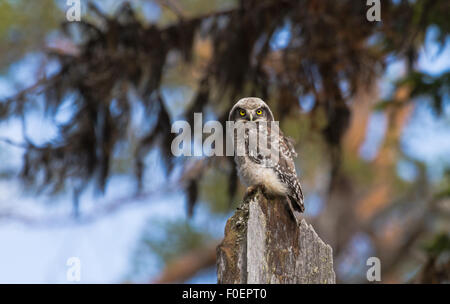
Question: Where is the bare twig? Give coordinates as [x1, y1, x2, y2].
[0, 184, 180, 228]
[156, 0, 185, 20]
[152, 241, 219, 283]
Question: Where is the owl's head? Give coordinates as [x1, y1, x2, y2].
[228, 97, 275, 123]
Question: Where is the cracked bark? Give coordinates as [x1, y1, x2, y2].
[217, 189, 336, 284]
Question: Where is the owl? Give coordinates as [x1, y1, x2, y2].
[228, 97, 304, 214]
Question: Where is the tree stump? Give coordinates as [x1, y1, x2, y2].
[217, 189, 336, 284]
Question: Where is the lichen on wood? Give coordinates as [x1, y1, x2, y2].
[217, 189, 336, 284]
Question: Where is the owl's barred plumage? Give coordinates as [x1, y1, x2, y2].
[229, 97, 305, 213]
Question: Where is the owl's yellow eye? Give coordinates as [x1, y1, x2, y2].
[239, 110, 246, 116]
[256, 109, 263, 115]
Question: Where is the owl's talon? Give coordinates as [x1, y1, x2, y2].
[243, 185, 258, 202]
[244, 184, 274, 201]
[258, 184, 276, 200]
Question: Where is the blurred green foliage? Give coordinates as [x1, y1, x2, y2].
[424, 232, 450, 256]
[0, 0, 60, 71]
[130, 218, 214, 280]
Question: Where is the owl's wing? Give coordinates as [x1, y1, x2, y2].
[277, 131, 304, 211]
[277, 127, 298, 160]
[273, 150, 305, 213]
[247, 126, 304, 212]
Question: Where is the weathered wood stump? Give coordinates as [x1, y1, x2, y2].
[217, 189, 336, 284]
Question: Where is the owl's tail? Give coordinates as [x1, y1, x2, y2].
[289, 178, 305, 213]
[288, 194, 305, 213]
[285, 194, 304, 224]
[285, 182, 305, 224]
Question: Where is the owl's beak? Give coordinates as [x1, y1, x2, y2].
[249, 113, 253, 121]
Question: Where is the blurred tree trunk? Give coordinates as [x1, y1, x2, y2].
[316, 83, 414, 257]
[217, 189, 336, 284]
[356, 84, 413, 221]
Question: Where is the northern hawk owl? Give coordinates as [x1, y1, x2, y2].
[228, 97, 305, 213]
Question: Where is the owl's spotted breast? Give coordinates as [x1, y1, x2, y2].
[235, 155, 288, 196]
